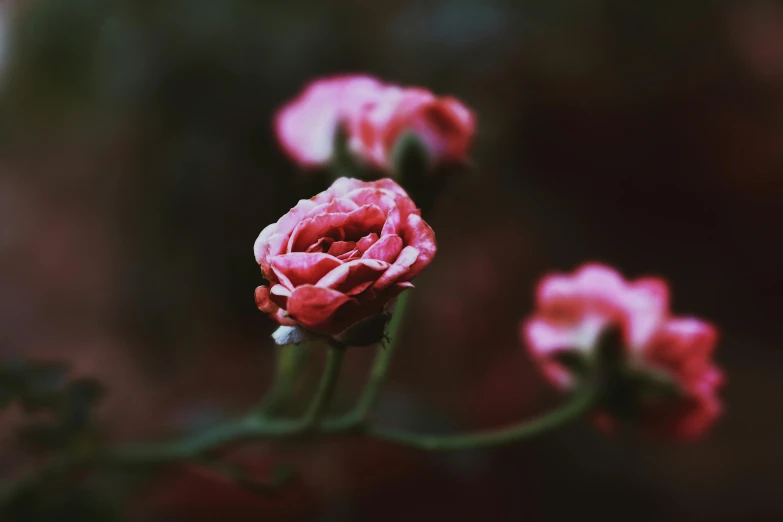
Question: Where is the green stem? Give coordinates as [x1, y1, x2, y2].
[258, 342, 313, 416]
[353, 293, 409, 421]
[366, 389, 597, 451]
[299, 340, 345, 430]
[105, 417, 301, 465]
[0, 388, 595, 505]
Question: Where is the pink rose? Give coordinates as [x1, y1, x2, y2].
[254, 177, 436, 336]
[275, 75, 474, 170]
[523, 263, 723, 440]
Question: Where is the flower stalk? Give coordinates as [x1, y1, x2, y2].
[0, 298, 599, 507]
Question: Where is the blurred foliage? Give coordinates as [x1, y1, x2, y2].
[0, 360, 104, 452]
[2, 482, 126, 522]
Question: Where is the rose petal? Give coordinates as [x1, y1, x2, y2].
[643, 317, 718, 384]
[356, 233, 379, 253]
[255, 286, 297, 326]
[275, 77, 383, 168]
[343, 188, 398, 215]
[306, 237, 334, 253]
[624, 277, 670, 348]
[373, 245, 419, 291]
[403, 98, 475, 163]
[401, 213, 436, 279]
[275, 199, 321, 239]
[372, 178, 410, 199]
[327, 241, 357, 257]
[254, 230, 289, 277]
[268, 284, 291, 308]
[381, 207, 402, 236]
[275, 84, 344, 167]
[373, 178, 419, 222]
[324, 177, 369, 199]
[337, 249, 361, 261]
[362, 234, 403, 263]
[523, 319, 585, 387]
[255, 199, 323, 269]
[254, 223, 277, 266]
[303, 198, 360, 220]
[286, 285, 358, 334]
[316, 258, 390, 295]
[270, 253, 342, 290]
[289, 204, 386, 253]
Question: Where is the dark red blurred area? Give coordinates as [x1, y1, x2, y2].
[0, 0, 781, 520]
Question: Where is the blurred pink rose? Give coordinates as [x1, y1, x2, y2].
[523, 263, 723, 440]
[254, 177, 436, 335]
[351, 86, 474, 169]
[275, 75, 384, 168]
[275, 75, 474, 170]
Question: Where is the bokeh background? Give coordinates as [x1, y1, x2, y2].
[1, 0, 781, 520]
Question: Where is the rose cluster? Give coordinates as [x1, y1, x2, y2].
[256, 74, 723, 442]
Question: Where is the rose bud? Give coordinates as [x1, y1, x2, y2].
[275, 75, 474, 174]
[254, 177, 436, 339]
[522, 263, 723, 440]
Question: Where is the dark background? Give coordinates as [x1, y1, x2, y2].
[0, 0, 781, 520]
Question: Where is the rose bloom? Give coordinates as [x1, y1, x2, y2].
[254, 177, 436, 335]
[275, 75, 474, 170]
[523, 263, 723, 440]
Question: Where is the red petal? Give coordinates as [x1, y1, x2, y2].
[303, 198, 360, 220]
[337, 249, 361, 261]
[381, 207, 402, 236]
[306, 236, 334, 253]
[270, 253, 342, 290]
[401, 213, 436, 279]
[343, 187, 398, 215]
[286, 285, 357, 334]
[268, 284, 291, 308]
[327, 241, 357, 257]
[316, 259, 390, 295]
[362, 234, 403, 263]
[323, 177, 369, 199]
[372, 246, 419, 291]
[288, 204, 386, 253]
[255, 286, 296, 326]
[356, 233, 379, 253]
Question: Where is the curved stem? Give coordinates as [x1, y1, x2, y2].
[299, 340, 345, 430]
[366, 389, 597, 451]
[353, 293, 410, 421]
[105, 418, 301, 465]
[258, 342, 313, 416]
